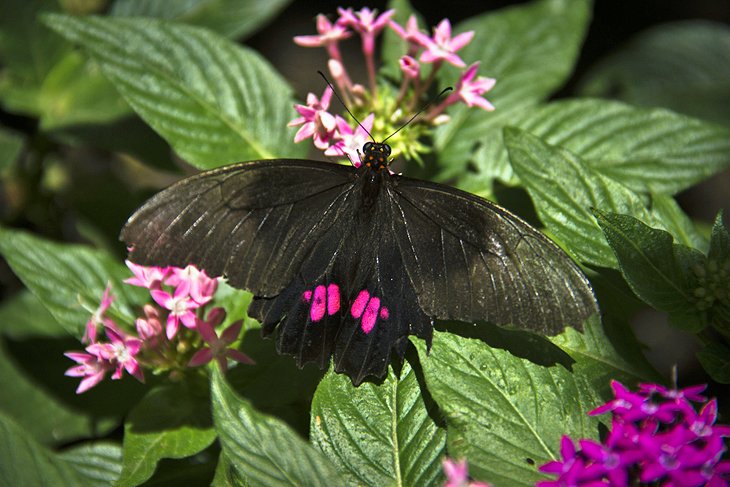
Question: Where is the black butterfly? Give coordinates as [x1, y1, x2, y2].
[121, 141, 598, 385]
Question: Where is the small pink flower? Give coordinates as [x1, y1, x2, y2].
[453, 63, 495, 111]
[151, 279, 199, 338]
[90, 324, 144, 382]
[188, 308, 254, 372]
[399, 55, 420, 79]
[419, 19, 474, 67]
[289, 87, 337, 150]
[294, 14, 352, 48]
[64, 351, 112, 394]
[389, 15, 429, 49]
[443, 458, 491, 487]
[124, 261, 169, 289]
[83, 283, 115, 344]
[165, 265, 218, 305]
[337, 7, 395, 51]
[136, 304, 164, 347]
[324, 113, 374, 165]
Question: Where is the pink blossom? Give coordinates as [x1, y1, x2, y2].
[389, 15, 429, 49]
[419, 19, 474, 67]
[83, 284, 115, 344]
[399, 55, 420, 79]
[288, 87, 337, 150]
[124, 261, 169, 289]
[151, 279, 199, 338]
[135, 304, 164, 348]
[324, 113, 375, 165]
[337, 7, 394, 52]
[294, 14, 352, 50]
[443, 458, 491, 487]
[165, 265, 218, 305]
[188, 308, 254, 372]
[453, 63, 495, 111]
[88, 324, 144, 382]
[64, 351, 112, 393]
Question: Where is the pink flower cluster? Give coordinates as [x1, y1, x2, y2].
[539, 381, 730, 487]
[65, 262, 253, 394]
[290, 7, 496, 163]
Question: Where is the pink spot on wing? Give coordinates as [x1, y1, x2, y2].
[350, 290, 370, 319]
[310, 285, 326, 322]
[302, 290, 312, 302]
[326, 283, 340, 315]
[379, 306, 389, 320]
[361, 297, 380, 334]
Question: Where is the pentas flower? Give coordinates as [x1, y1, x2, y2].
[325, 113, 375, 164]
[291, 6, 495, 165]
[82, 283, 114, 344]
[65, 264, 252, 393]
[538, 380, 730, 487]
[442, 458, 491, 487]
[188, 308, 254, 372]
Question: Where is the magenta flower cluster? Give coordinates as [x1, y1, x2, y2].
[442, 458, 491, 487]
[538, 381, 730, 487]
[290, 7, 496, 163]
[65, 262, 253, 394]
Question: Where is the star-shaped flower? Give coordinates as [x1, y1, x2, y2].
[288, 87, 337, 150]
[324, 113, 375, 164]
[188, 308, 254, 372]
[419, 19, 474, 67]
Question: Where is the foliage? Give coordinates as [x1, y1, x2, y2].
[0, 1, 728, 486]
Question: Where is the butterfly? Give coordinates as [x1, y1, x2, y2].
[121, 140, 599, 385]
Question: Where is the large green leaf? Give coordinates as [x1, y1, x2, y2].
[579, 21, 730, 126]
[58, 442, 123, 486]
[649, 193, 708, 252]
[0, 226, 146, 337]
[0, 291, 65, 339]
[117, 385, 216, 487]
[43, 14, 305, 169]
[434, 0, 591, 184]
[413, 332, 602, 487]
[696, 341, 730, 384]
[0, 0, 70, 115]
[0, 412, 87, 486]
[311, 364, 445, 487]
[504, 127, 653, 268]
[593, 211, 703, 316]
[111, 0, 292, 40]
[474, 99, 730, 196]
[211, 369, 342, 486]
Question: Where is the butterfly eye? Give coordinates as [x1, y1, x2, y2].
[382, 144, 391, 156]
[363, 142, 373, 153]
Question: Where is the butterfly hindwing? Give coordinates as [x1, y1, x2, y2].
[388, 176, 598, 335]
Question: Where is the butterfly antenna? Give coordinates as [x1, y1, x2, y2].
[382, 86, 453, 143]
[317, 70, 375, 143]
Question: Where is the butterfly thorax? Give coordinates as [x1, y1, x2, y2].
[358, 141, 392, 208]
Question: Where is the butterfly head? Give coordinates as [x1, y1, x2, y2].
[361, 142, 391, 172]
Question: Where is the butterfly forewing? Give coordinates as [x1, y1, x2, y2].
[389, 176, 598, 335]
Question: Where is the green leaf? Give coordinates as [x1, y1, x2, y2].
[579, 21, 730, 126]
[593, 210, 704, 318]
[413, 331, 601, 487]
[43, 14, 305, 169]
[0, 335, 97, 445]
[211, 452, 243, 487]
[504, 127, 653, 268]
[211, 369, 342, 486]
[696, 341, 730, 383]
[0, 226, 146, 337]
[0, 412, 86, 486]
[435, 0, 592, 184]
[37, 51, 131, 130]
[0, 127, 24, 175]
[476, 99, 730, 196]
[111, 0, 292, 40]
[551, 315, 658, 388]
[58, 442, 123, 486]
[117, 385, 216, 487]
[0, 290, 65, 339]
[311, 363, 446, 487]
[0, 0, 70, 115]
[649, 193, 708, 252]
[708, 211, 729, 261]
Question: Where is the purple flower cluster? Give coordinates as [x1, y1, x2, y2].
[290, 7, 496, 163]
[65, 262, 253, 393]
[538, 381, 730, 487]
